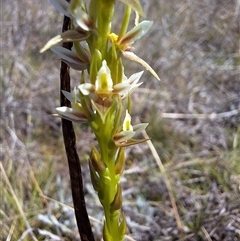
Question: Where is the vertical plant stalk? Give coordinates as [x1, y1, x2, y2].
[60, 13, 95, 241]
[40, 1, 160, 240]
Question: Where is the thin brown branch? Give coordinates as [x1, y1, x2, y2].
[60, 12, 95, 241]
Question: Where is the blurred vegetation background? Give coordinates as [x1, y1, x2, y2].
[1, 0, 240, 240]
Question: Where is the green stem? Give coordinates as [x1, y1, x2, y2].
[93, 115, 123, 240]
[88, 1, 126, 240]
[102, 156, 121, 240]
[96, 0, 115, 59]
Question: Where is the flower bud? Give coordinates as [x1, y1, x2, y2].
[90, 146, 106, 173]
[89, 161, 102, 192]
[118, 212, 127, 239]
[115, 148, 125, 175]
[110, 184, 122, 212]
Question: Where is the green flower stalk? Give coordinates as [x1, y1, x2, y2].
[41, 0, 160, 240]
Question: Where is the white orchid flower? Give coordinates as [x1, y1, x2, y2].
[55, 88, 88, 123]
[109, 21, 160, 80]
[113, 110, 149, 147]
[79, 60, 143, 99]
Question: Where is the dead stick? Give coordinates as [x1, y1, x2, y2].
[60, 13, 95, 241]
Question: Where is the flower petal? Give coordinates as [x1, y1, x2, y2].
[40, 35, 62, 53]
[127, 82, 142, 96]
[69, 0, 92, 31]
[118, 0, 144, 16]
[51, 46, 80, 63]
[113, 82, 131, 95]
[116, 138, 149, 147]
[61, 59, 88, 70]
[113, 131, 136, 143]
[73, 41, 91, 63]
[123, 110, 133, 131]
[78, 83, 95, 95]
[133, 123, 149, 133]
[95, 60, 113, 98]
[61, 29, 90, 41]
[40, 30, 89, 53]
[62, 90, 74, 102]
[120, 21, 153, 45]
[122, 51, 160, 80]
[49, 0, 70, 17]
[113, 71, 143, 97]
[61, 89, 81, 103]
[127, 71, 144, 85]
[56, 106, 87, 122]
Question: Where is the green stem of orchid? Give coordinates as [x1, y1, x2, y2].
[90, 101, 125, 240]
[96, 0, 115, 59]
[88, 0, 115, 84]
[100, 149, 123, 241]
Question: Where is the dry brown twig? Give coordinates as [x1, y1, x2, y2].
[60, 12, 95, 241]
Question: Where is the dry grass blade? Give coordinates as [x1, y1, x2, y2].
[142, 130, 183, 235]
[0, 163, 38, 241]
[6, 221, 16, 241]
[201, 226, 213, 241]
[160, 109, 240, 119]
[40, 194, 137, 241]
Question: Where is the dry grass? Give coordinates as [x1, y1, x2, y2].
[1, 0, 240, 240]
